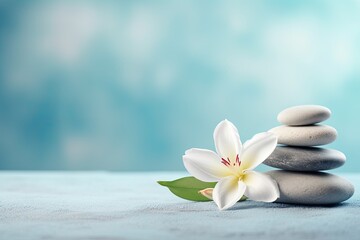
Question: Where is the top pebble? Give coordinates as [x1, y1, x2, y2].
[277, 105, 331, 126]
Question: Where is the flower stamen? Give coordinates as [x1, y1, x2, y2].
[221, 154, 241, 167]
[221, 158, 230, 166]
[236, 154, 241, 167]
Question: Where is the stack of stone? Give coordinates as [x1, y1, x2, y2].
[264, 105, 354, 205]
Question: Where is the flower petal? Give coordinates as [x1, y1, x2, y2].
[243, 171, 279, 202]
[183, 148, 232, 182]
[213, 176, 246, 210]
[240, 132, 277, 171]
[199, 188, 213, 200]
[213, 119, 242, 161]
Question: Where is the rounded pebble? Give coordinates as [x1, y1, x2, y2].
[266, 170, 354, 205]
[278, 105, 331, 126]
[264, 146, 346, 171]
[269, 125, 337, 146]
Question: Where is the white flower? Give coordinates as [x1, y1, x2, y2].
[182, 119, 280, 210]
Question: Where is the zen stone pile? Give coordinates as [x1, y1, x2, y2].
[264, 105, 354, 205]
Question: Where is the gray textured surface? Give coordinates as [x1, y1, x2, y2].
[264, 146, 345, 171]
[0, 171, 359, 240]
[269, 125, 337, 146]
[277, 105, 331, 126]
[267, 170, 354, 205]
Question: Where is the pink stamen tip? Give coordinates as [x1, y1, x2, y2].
[236, 154, 241, 166]
[221, 158, 231, 166]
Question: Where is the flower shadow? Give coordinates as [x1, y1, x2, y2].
[230, 200, 352, 211]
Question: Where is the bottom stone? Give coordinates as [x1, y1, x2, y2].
[266, 170, 354, 205]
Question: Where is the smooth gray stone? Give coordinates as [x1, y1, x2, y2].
[266, 170, 354, 205]
[277, 105, 331, 126]
[269, 125, 337, 146]
[264, 146, 346, 171]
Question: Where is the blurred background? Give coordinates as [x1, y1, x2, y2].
[0, 0, 359, 172]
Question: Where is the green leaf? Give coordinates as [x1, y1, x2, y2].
[157, 176, 216, 201]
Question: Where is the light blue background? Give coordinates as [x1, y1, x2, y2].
[0, 0, 359, 172]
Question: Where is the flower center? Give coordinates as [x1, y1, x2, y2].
[221, 154, 241, 167]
